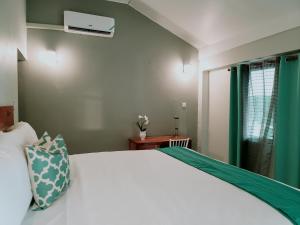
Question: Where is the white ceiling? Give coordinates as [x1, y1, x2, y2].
[108, 0, 300, 58]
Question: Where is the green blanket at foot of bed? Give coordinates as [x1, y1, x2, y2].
[159, 147, 300, 225]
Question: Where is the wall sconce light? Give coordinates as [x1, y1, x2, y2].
[183, 64, 193, 75]
[38, 50, 58, 67]
[175, 63, 194, 82]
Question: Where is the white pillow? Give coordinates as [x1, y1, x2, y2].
[0, 146, 33, 225]
[0, 122, 38, 225]
[0, 122, 38, 149]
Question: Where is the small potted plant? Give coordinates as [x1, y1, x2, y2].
[136, 115, 149, 140]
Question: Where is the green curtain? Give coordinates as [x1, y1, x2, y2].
[229, 65, 248, 166]
[275, 54, 300, 188]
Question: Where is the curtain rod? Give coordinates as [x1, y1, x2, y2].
[244, 53, 298, 64]
[286, 55, 298, 61]
[228, 52, 299, 71]
[228, 55, 298, 71]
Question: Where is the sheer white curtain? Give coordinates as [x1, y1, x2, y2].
[242, 60, 279, 176]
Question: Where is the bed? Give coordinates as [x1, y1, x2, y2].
[22, 150, 292, 225]
[0, 106, 297, 225]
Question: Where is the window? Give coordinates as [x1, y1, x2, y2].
[244, 62, 277, 141]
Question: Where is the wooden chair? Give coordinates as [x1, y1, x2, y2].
[169, 138, 189, 148]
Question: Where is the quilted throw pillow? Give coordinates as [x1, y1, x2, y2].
[35, 131, 52, 148]
[25, 134, 70, 210]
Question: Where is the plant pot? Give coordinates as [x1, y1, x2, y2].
[139, 131, 146, 140]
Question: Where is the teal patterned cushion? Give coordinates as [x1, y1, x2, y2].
[35, 132, 52, 148]
[25, 134, 70, 210]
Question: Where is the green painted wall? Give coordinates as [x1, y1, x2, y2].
[20, 0, 198, 154]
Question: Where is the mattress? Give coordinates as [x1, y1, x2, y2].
[22, 150, 292, 225]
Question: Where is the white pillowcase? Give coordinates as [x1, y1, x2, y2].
[0, 122, 38, 149]
[0, 122, 38, 225]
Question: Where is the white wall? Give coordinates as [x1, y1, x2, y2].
[207, 68, 230, 162]
[0, 0, 27, 121]
[200, 26, 300, 71]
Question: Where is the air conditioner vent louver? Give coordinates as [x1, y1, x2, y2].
[64, 11, 115, 38]
[68, 26, 112, 35]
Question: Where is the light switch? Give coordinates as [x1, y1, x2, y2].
[181, 102, 187, 108]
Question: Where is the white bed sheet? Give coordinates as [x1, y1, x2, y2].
[22, 150, 292, 225]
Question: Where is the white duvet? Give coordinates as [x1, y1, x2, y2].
[22, 150, 291, 225]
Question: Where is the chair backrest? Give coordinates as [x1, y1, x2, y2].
[169, 138, 189, 148]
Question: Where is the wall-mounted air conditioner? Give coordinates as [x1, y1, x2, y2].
[64, 11, 115, 38]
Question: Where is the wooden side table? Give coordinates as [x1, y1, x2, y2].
[128, 135, 192, 150]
